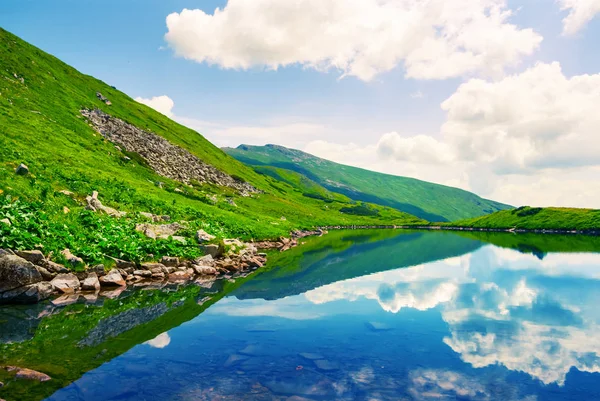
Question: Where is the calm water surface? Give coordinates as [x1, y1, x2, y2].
[2, 230, 600, 400]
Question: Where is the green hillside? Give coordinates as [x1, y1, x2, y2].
[224, 144, 511, 221]
[445, 206, 600, 232]
[0, 27, 424, 264]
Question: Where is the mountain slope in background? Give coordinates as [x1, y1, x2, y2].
[0, 27, 424, 263]
[224, 144, 511, 221]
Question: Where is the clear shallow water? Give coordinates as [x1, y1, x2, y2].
[3, 230, 600, 400]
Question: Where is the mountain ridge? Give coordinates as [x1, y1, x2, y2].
[223, 144, 512, 221]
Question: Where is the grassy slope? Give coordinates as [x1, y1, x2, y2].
[223, 144, 511, 222]
[0, 28, 425, 264]
[446, 206, 600, 231]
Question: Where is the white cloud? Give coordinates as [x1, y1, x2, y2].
[144, 332, 171, 349]
[164, 0, 542, 81]
[377, 132, 454, 164]
[135, 95, 175, 117]
[559, 0, 600, 35]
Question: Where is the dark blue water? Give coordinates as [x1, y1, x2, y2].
[4, 231, 600, 401]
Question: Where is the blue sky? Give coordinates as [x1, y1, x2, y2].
[1, 0, 600, 207]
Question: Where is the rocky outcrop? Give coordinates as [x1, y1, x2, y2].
[80, 108, 259, 196]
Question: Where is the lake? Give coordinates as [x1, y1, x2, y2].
[2, 230, 600, 400]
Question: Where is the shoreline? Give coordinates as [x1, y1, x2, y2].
[318, 225, 600, 236]
[0, 230, 325, 306]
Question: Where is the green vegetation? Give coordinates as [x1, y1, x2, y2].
[0, 27, 425, 265]
[445, 206, 600, 232]
[224, 144, 511, 221]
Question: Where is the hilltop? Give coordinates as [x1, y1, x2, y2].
[0, 27, 424, 266]
[223, 144, 511, 221]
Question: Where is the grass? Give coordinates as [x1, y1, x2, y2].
[0, 27, 425, 265]
[444, 206, 600, 232]
[224, 144, 512, 221]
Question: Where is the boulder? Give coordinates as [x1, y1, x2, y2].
[115, 259, 135, 269]
[61, 249, 85, 269]
[85, 191, 126, 217]
[196, 229, 216, 243]
[0, 255, 42, 293]
[135, 222, 186, 240]
[141, 262, 167, 271]
[16, 250, 45, 265]
[15, 163, 29, 175]
[81, 273, 101, 291]
[0, 282, 54, 304]
[89, 264, 106, 276]
[133, 270, 152, 278]
[194, 254, 214, 266]
[50, 273, 80, 294]
[99, 269, 125, 287]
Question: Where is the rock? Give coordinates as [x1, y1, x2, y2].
[81, 273, 101, 291]
[161, 256, 179, 267]
[85, 191, 126, 217]
[15, 163, 29, 175]
[46, 260, 69, 273]
[10, 367, 51, 382]
[51, 294, 80, 307]
[0, 282, 53, 304]
[35, 265, 55, 281]
[0, 254, 42, 293]
[50, 273, 80, 294]
[194, 254, 215, 266]
[60, 249, 85, 269]
[224, 238, 244, 247]
[151, 272, 165, 280]
[0, 218, 11, 226]
[201, 244, 223, 258]
[89, 264, 106, 276]
[114, 259, 135, 269]
[15, 250, 45, 265]
[135, 222, 186, 240]
[141, 262, 166, 271]
[133, 270, 152, 278]
[99, 269, 126, 287]
[168, 271, 192, 281]
[191, 265, 218, 275]
[196, 229, 216, 243]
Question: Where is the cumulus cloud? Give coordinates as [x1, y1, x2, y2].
[377, 132, 454, 164]
[164, 0, 542, 81]
[559, 0, 600, 35]
[135, 95, 175, 117]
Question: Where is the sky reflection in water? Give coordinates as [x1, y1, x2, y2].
[46, 235, 600, 401]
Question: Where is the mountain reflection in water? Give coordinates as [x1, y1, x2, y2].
[1, 230, 600, 401]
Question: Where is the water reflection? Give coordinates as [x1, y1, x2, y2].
[1, 230, 600, 400]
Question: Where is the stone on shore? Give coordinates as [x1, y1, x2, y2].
[0, 282, 53, 304]
[81, 273, 101, 291]
[0, 254, 42, 293]
[50, 273, 81, 294]
[46, 261, 69, 274]
[35, 265, 55, 281]
[99, 269, 126, 287]
[161, 256, 179, 267]
[201, 244, 223, 258]
[15, 250, 45, 265]
[191, 265, 218, 275]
